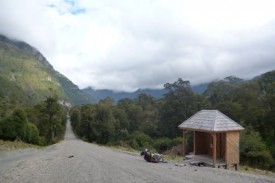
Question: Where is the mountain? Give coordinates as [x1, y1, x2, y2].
[0, 35, 95, 105]
[82, 83, 208, 103]
[82, 87, 168, 102]
[82, 71, 275, 103]
[192, 83, 209, 93]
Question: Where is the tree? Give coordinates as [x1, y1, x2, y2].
[0, 109, 28, 140]
[117, 98, 145, 133]
[164, 78, 193, 98]
[112, 107, 129, 130]
[35, 95, 66, 143]
[99, 97, 114, 106]
[159, 79, 197, 138]
[134, 94, 159, 136]
[93, 103, 115, 144]
[204, 80, 240, 105]
[77, 104, 95, 140]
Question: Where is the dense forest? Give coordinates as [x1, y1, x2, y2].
[0, 94, 67, 145]
[70, 71, 275, 171]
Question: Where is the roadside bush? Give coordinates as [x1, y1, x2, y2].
[39, 136, 46, 146]
[0, 109, 43, 145]
[107, 140, 127, 147]
[164, 144, 183, 156]
[246, 151, 274, 169]
[117, 129, 129, 141]
[0, 109, 28, 140]
[129, 139, 139, 149]
[130, 131, 152, 148]
[240, 130, 274, 169]
[153, 137, 171, 152]
[25, 122, 40, 144]
[153, 137, 182, 153]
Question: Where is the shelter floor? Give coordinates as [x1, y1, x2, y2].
[185, 154, 226, 167]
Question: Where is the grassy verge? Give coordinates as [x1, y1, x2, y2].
[0, 139, 40, 152]
[239, 165, 275, 178]
[107, 145, 140, 155]
[162, 154, 183, 162]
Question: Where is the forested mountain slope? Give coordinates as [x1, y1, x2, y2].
[0, 35, 95, 104]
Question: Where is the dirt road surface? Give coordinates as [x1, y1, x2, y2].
[0, 120, 274, 183]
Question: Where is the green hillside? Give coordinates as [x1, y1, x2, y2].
[0, 35, 95, 104]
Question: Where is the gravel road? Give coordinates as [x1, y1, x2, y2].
[0, 120, 274, 183]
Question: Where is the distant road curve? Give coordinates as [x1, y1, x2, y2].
[0, 120, 274, 183]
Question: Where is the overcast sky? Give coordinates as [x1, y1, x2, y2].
[1, 0, 275, 91]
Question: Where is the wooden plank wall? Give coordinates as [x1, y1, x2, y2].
[216, 133, 226, 159]
[195, 131, 211, 155]
[225, 131, 240, 164]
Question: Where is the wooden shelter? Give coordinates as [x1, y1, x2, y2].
[178, 110, 244, 169]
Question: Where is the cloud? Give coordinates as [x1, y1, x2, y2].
[1, 0, 275, 91]
[0, 0, 55, 56]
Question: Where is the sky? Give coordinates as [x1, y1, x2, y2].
[0, 0, 275, 92]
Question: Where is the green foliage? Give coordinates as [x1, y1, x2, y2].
[70, 107, 81, 129]
[93, 104, 115, 144]
[25, 122, 40, 144]
[70, 103, 115, 144]
[0, 109, 28, 140]
[129, 139, 139, 149]
[0, 94, 66, 146]
[130, 131, 152, 148]
[159, 79, 209, 138]
[34, 95, 66, 143]
[204, 78, 240, 105]
[116, 129, 129, 141]
[240, 130, 274, 169]
[0, 76, 25, 102]
[153, 137, 182, 153]
[204, 73, 275, 169]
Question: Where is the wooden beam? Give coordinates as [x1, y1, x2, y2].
[182, 130, 186, 158]
[225, 133, 228, 167]
[212, 133, 217, 167]
[193, 131, 196, 155]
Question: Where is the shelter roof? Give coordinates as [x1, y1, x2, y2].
[178, 110, 244, 132]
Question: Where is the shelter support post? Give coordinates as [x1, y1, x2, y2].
[235, 164, 239, 171]
[182, 130, 186, 158]
[212, 133, 217, 168]
[193, 131, 196, 155]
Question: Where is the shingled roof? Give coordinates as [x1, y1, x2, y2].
[178, 110, 244, 132]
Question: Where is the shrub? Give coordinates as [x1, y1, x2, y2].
[25, 122, 40, 144]
[0, 109, 28, 140]
[129, 139, 139, 149]
[117, 129, 129, 141]
[153, 137, 182, 153]
[240, 130, 274, 169]
[246, 151, 274, 169]
[130, 131, 152, 148]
